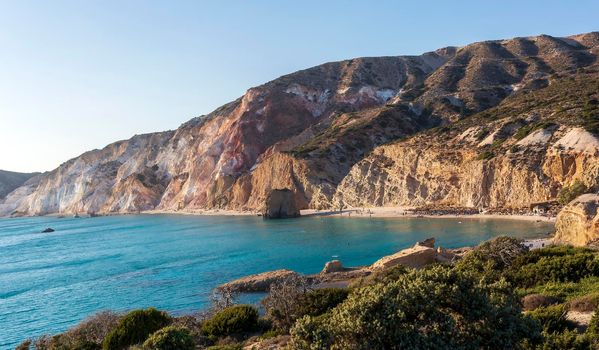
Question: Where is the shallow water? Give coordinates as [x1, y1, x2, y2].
[0, 214, 553, 348]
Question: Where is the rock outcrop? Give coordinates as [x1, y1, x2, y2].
[218, 269, 299, 293]
[370, 243, 438, 269]
[321, 260, 344, 274]
[2, 32, 599, 216]
[263, 189, 300, 219]
[554, 194, 599, 246]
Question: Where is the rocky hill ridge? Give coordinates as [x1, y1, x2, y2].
[1, 32, 599, 216]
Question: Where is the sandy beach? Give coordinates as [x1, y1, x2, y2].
[142, 206, 556, 223]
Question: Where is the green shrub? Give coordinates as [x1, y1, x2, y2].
[351, 264, 409, 287]
[204, 344, 243, 350]
[526, 304, 573, 333]
[102, 308, 171, 350]
[523, 329, 591, 350]
[290, 266, 539, 349]
[295, 288, 349, 318]
[519, 276, 599, 302]
[142, 326, 194, 350]
[201, 305, 259, 339]
[477, 150, 495, 160]
[557, 181, 589, 205]
[509, 247, 599, 288]
[455, 236, 527, 282]
[588, 306, 599, 342]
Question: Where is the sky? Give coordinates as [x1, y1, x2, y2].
[0, 1, 597, 173]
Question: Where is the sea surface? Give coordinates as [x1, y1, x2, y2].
[0, 214, 553, 348]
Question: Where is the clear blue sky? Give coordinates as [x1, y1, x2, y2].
[0, 0, 597, 173]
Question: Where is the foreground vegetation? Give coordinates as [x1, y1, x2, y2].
[17, 238, 599, 350]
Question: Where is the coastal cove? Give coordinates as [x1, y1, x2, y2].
[0, 214, 553, 348]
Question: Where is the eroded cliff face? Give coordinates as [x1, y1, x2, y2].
[334, 126, 599, 209]
[2, 32, 599, 216]
[555, 194, 599, 246]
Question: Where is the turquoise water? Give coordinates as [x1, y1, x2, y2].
[0, 214, 553, 348]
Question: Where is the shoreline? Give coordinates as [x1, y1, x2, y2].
[142, 206, 556, 223]
[6, 207, 556, 224]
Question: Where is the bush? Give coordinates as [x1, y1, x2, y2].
[143, 326, 195, 350]
[351, 264, 408, 287]
[102, 308, 171, 350]
[588, 306, 599, 342]
[201, 305, 259, 339]
[557, 181, 589, 205]
[509, 247, 599, 288]
[567, 293, 599, 312]
[522, 294, 561, 311]
[204, 345, 243, 350]
[477, 150, 495, 160]
[455, 236, 528, 282]
[262, 275, 310, 331]
[519, 276, 599, 302]
[15, 339, 31, 350]
[64, 311, 121, 347]
[526, 304, 573, 333]
[522, 329, 591, 350]
[290, 266, 539, 349]
[295, 288, 349, 318]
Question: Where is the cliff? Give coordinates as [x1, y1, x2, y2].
[0, 170, 38, 199]
[2, 32, 599, 216]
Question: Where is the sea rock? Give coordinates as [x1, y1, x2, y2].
[370, 244, 437, 269]
[321, 260, 344, 274]
[554, 194, 599, 246]
[41, 228, 55, 233]
[219, 269, 299, 293]
[263, 189, 300, 219]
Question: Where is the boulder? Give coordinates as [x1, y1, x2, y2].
[263, 189, 300, 219]
[370, 244, 437, 270]
[219, 269, 299, 293]
[321, 260, 344, 274]
[416, 237, 435, 248]
[554, 194, 599, 246]
[435, 247, 456, 263]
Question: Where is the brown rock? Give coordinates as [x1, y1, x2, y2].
[219, 269, 299, 293]
[554, 194, 599, 246]
[370, 245, 437, 270]
[263, 189, 300, 219]
[321, 260, 344, 274]
[435, 247, 456, 263]
[416, 237, 435, 248]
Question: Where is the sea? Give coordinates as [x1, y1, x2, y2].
[0, 214, 553, 348]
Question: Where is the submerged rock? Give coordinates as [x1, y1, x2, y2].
[554, 194, 599, 246]
[263, 189, 300, 219]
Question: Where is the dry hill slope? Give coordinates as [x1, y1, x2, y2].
[1, 32, 599, 216]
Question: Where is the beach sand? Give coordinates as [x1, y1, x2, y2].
[143, 206, 555, 223]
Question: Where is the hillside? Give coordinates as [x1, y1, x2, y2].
[0, 170, 38, 199]
[1, 32, 599, 216]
